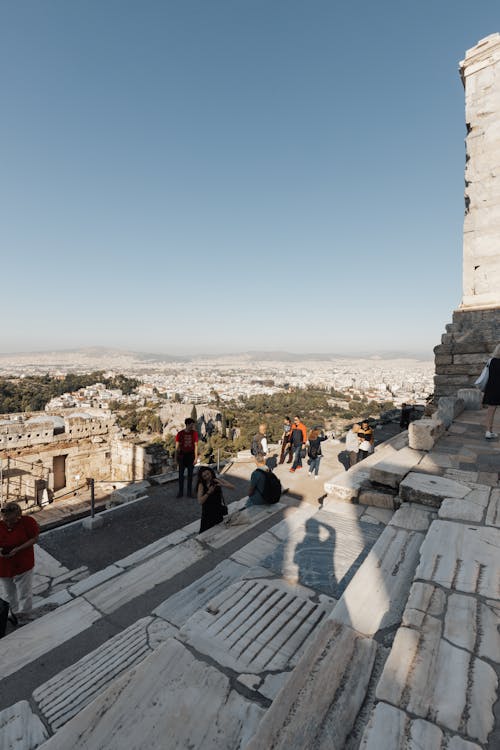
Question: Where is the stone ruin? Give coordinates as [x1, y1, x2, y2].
[435, 34, 500, 397]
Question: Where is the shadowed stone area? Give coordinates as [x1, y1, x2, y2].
[260, 509, 381, 598]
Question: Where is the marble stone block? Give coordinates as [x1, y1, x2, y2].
[360, 702, 444, 750]
[331, 525, 424, 637]
[416, 520, 500, 598]
[0, 598, 101, 680]
[438, 486, 490, 523]
[357, 487, 398, 509]
[179, 579, 332, 673]
[259, 508, 381, 598]
[0, 700, 49, 750]
[437, 396, 465, 427]
[369, 446, 424, 489]
[323, 466, 371, 502]
[486, 487, 500, 526]
[153, 559, 249, 627]
[244, 619, 377, 750]
[33, 617, 175, 731]
[37, 639, 265, 750]
[389, 503, 436, 532]
[83, 539, 206, 614]
[457, 388, 483, 410]
[376, 615, 497, 743]
[408, 418, 446, 451]
[399, 473, 469, 508]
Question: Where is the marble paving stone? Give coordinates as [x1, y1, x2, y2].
[198, 502, 284, 548]
[444, 468, 480, 483]
[0, 598, 101, 679]
[259, 672, 288, 700]
[34, 617, 175, 731]
[416, 520, 500, 599]
[37, 639, 265, 750]
[153, 559, 249, 627]
[320, 502, 365, 520]
[479, 600, 500, 662]
[419, 452, 453, 469]
[179, 579, 332, 673]
[68, 565, 122, 597]
[476, 452, 500, 472]
[83, 539, 207, 614]
[369, 447, 424, 489]
[477, 471, 499, 486]
[403, 582, 446, 622]
[0, 700, 49, 750]
[359, 702, 444, 749]
[33, 588, 73, 609]
[486, 488, 500, 526]
[357, 487, 397, 509]
[360, 507, 394, 525]
[331, 525, 424, 637]
[376, 616, 498, 743]
[399, 473, 470, 508]
[244, 619, 377, 750]
[438, 487, 490, 523]
[323, 466, 371, 502]
[389, 503, 436, 532]
[231, 530, 281, 568]
[259, 509, 381, 598]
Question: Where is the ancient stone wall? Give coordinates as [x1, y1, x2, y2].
[434, 34, 500, 397]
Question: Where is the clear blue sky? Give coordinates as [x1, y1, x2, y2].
[1, 1, 499, 357]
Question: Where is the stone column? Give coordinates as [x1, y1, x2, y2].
[434, 33, 500, 397]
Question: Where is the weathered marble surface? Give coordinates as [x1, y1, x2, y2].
[68, 565, 122, 597]
[114, 528, 190, 568]
[359, 702, 481, 749]
[399, 472, 470, 507]
[389, 503, 436, 532]
[153, 559, 250, 627]
[416, 520, 500, 598]
[331, 525, 424, 636]
[408, 418, 445, 451]
[244, 620, 376, 750]
[179, 579, 333, 674]
[376, 615, 497, 743]
[259, 509, 381, 598]
[33, 617, 175, 731]
[0, 598, 101, 680]
[486, 487, 500, 526]
[0, 700, 49, 750]
[37, 639, 265, 750]
[438, 486, 490, 523]
[198, 502, 284, 548]
[369, 446, 424, 489]
[83, 539, 206, 614]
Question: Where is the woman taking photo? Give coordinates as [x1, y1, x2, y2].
[197, 467, 235, 533]
[483, 343, 500, 439]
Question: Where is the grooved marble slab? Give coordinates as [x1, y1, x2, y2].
[179, 578, 332, 673]
[389, 503, 436, 532]
[0, 700, 49, 750]
[415, 520, 500, 598]
[33, 617, 175, 731]
[153, 559, 249, 627]
[375, 614, 497, 743]
[331, 525, 425, 636]
[244, 619, 377, 750]
[0, 598, 101, 680]
[486, 488, 500, 526]
[259, 509, 381, 598]
[359, 702, 481, 750]
[37, 639, 265, 750]
[113, 528, 191, 569]
[83, 539, 206, 614]
[399, 472, 470, 507]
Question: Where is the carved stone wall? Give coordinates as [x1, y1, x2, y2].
[434, 34, 500, 397]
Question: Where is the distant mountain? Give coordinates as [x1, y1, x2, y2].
[0, 347, 432, 364]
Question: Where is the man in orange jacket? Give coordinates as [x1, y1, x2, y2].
[289, 415, 307, 472]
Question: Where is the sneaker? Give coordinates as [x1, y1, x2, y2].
[296, 466, 302, 471]
[308, 471, 312, 476]
[314, 476, 318, 480]
[485, 431, 498, 439]
[289, 468, 295, 473]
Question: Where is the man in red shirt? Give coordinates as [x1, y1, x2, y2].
[0, 502, 39, 624]
[175, 417, 199, 498]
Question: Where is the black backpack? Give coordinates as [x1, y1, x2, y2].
[259, 469, 282, 504]
[251, 434, 263, 456]
[308, 443, 319, 459]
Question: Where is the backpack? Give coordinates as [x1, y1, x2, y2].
[308, 442, 320, 459]
[259, 469, 282, 504]
[251, 434, 263, 456]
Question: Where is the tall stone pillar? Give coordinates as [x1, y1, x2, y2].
[434, 33, 500, 397]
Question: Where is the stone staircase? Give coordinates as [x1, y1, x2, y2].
[1, 404, 499, 749]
